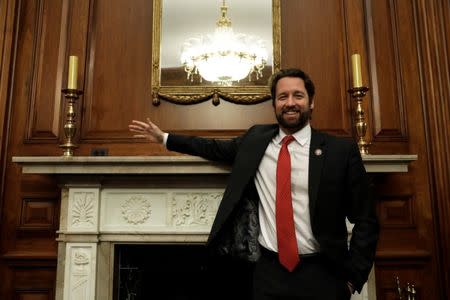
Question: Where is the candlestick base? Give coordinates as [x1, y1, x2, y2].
[348, 86, 370, 155]
[60, 89, 83, 157]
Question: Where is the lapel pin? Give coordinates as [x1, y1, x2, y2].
[314, 149, 322, 156]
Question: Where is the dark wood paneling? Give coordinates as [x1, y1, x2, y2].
[81, 0, 154, 141]
[366, 0, 408, 141]
[374, 172, 433, 255]
[12, 268, 55, 300]
[413, 0, 450, 298]
[0, 0, 18, 220]
[281, 0, 351, 136]
[379, 195, 415, 228]
[24, 0, 66, 142]
[14, 290, 52, 300]
[375, 260, 433, 300]
[19, 198, 57, 231]
[2, 252, 56, 300]
[0, 0, 15, 161]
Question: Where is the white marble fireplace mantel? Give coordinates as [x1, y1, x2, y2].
[12, 155, 417, 300]
[13, 154, 417, 174]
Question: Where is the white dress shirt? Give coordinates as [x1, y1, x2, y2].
[256, 124, 319, 254]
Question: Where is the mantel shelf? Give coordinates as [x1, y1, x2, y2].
[13, 154, 418, 174]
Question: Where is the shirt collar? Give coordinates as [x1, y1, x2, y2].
[275, 124, 311, 146]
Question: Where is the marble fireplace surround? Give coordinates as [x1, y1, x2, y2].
[12, 155, 417, 300]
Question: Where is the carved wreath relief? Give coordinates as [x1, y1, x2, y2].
[121, 195, 152, 224]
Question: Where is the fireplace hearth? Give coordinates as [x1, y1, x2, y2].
[114, 244, 252, 300]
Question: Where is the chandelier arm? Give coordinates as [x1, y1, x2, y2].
[217, 92, 272, 105]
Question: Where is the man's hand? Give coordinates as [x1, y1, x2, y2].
[128, 118, 165, 144]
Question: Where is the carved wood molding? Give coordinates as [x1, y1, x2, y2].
[152, 88, 271, 106]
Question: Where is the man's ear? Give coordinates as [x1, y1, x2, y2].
[310, 101, 314, 110]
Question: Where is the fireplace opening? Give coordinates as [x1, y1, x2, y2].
[113, 244, 253, 300]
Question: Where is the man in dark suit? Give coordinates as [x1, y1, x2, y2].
[129, 68, 379, 299]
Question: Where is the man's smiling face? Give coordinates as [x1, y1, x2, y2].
[274, 77, 314, 134]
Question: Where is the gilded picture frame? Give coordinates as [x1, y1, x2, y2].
[151, 0, 281, 106]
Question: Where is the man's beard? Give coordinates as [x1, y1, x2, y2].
[276, 107, 312, 132]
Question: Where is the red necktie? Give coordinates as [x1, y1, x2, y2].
[276, 135, 300, 271]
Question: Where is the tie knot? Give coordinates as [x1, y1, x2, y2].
[282, 135, 295, 146]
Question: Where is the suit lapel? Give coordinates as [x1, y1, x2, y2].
[308, 129, 326, 222]
[245, 126, 279, 172]
[226, 125, 278, 198]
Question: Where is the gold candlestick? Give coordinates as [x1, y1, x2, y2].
[60, 88, 83, 157]
[348, 86, 370, 155]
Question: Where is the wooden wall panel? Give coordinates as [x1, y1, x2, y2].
[81, 0, 153, 141]
[2, 252, 56, 300]
[12, 268, 55, 300]
[413, 0, 450, 297]
[281, 0, 351, 136]
[0, 0, 15, 162]
[0, 4, 57, 294]
[150, 100, 276, 134]
[0, 0, 17, 224]
[19, 198, 57, 232]
[24, 0, 66, 142]
[375, 260, 428, 300]
[15, 291, 52, 300]
[366, 0, 408, 141]
[378, 195, 415, 228]
[363, 4, 440, 296]
[374, 174, 428, 253]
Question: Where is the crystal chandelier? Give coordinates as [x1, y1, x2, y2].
[180, 0, 268, 86]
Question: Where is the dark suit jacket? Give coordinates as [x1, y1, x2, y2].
[167, 124, 379, 292]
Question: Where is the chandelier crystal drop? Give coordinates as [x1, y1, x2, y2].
[180, 0, 268, 86]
